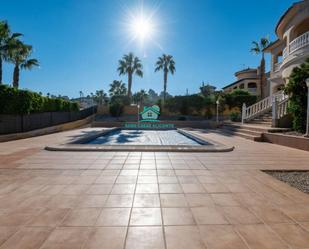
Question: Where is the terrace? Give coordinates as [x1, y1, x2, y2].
[0, 127, 308, 248]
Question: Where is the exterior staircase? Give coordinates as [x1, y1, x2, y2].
[221, 91, 290, 141]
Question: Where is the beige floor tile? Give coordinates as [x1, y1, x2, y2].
[0, 227, 51, 249]
[111, 184, 136, 194]
[160, 194, 188, 207]
[130, 208, 162, 226]
[199, 225, 248, 249]
[61, 208, 101, 226]
[165, 226, 206, 249]
[191, 207, 228, 225]
[77, 195, 108, 207]
[86, 184, 113, 194]
[280, 204, 309, 222]
[96, 208, 131, 226]
[270, 223, 309, 248]
[159, 184, 183, 194]
[125, 226, 165, 249]
[221, 206, 261, 224]
[27, 208, 70, 227]
[236, 224, 289, 249]
[203, 183, 230, 193]
[181, 183, 205, 193]
[211, 193, 241, 206]
[135, 184, 159, 193]
[84, 227, 127, 249]
[133, 194, 160, 207]
[0, 227, 19, 246]
[105, 195, 134, 207]
[39, 227, 92, 249]
[185, 194, 214, 207]
[162, 208, 195, 225]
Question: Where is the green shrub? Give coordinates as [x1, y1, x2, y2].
[284, 58, 309, 133]
[109, 95, 129, 117]
[165, 94, 205, 115]
[229, 111, 241, 122]
[0, 84, 79, 114]
[224, 89, 257, 109]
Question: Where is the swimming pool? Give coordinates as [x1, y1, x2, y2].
[45, 128, 234, 152]
[86, 129, 204, 146]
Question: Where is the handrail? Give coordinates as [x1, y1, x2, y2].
[289, 31, 309, 54]
[242, 91, 286, 123]
[276, 97, 289, 119]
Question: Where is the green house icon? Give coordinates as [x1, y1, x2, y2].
[140, 105, 160, 122]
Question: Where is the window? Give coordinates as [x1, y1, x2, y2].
[239, 83, 244, 89]
[147, 112, 153, 117]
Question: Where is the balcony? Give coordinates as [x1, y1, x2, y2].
[283, 31, 309, 60]
[274, 62, 282, 72]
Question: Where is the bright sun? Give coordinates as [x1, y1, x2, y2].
[129, 15, 154, 42]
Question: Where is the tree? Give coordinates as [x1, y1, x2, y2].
[132, 89, 148, 105]
[147, 89, 159, 104]
[284, 58, 309, 133]
[200, 82, 216, 97]
[109, 80, 127, 98]
[94, 90, 108, 105]
[8, 39, 39, 88]
[117, 52, 143, 99]
[0, 21, 22, 84]
[155, 54, 176, 104]
[250, 36, 270, 98]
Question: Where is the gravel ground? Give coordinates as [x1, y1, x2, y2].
[264, 170, 309, 194]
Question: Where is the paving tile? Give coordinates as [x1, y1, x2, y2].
[136, 184, 159, 193]
[160, 194, 188, 207]
[185, 194, 214, 207]
[0, 227, 19, 247]
[61, 208, 101, 226]
[86, 184, 113, 194]
[125, 226, 165, 249]
[96, 208, 131, 226]
[236, 224, 289, 249]
[191, 207, 228, 225]
[105, 195, 134, 207]
[162, 208, 195, 225]
[199, 225, 248, 249]
[84, 227, 127, 249]
[39, 227, 92, 249]
[133, 194, 160, 207]
[211, 193, 241, 206]
[77, 195, 108, 207]
[165, 226, 205, 249]
[111, 184, 136, 194]
[270, 223, 309, 248]
[0, 227, 51, 249]
[280, 204, 309, 222]
[221, 206, 261, 224]
[159, 184, 183, 194]
[27, 208, 70, 227]
[130, 208, 162, 226]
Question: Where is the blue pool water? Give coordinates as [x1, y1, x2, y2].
[86, 129, 202, 146]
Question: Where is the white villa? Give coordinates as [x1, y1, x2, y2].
[224, 0, 309, 129]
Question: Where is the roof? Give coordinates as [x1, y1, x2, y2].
[140, 106, 160, 115]
[222, 78, 258, 90]
[275, 1, 303, 36]
[263, 39, 281, 52]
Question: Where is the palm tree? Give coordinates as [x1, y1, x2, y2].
[8, 39, 39, 88]
[95, 90, 108, 105]
[155, 54, 176, 104]
[133, 89, 148, 105]
[251, 37, 270, 98]
[117, 52, 143, 99]
[109, 80, 127, 98]
[0, 21, 22, 84]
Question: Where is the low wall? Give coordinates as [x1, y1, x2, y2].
[92, 120, 220, 129]
[0, 106, 97, 134]
[262, 133, 309, 152]
[0, 115, 94, 143]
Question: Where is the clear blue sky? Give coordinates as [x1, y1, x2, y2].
[1, 0, 295, 98]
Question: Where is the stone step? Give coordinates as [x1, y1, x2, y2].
[220, 128, 262, 142]
[222, 125, 263, 136]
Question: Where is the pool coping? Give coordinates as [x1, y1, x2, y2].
[45, 128, 234, 152]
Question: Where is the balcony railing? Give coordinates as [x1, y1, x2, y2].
[282, 31, 309, 61]
[274, 62, 282, 72]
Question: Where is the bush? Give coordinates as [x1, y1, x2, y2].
[229, 111, 241, 122]
[165, 94, 205, 115]
[284, 58, 309, 133]
[0, 84, 79, 114]
[224, 89, 257, 109]
[109, 95, 129, 117]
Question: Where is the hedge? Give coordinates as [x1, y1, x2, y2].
[0, 84, 79, 114]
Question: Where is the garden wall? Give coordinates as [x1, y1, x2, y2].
[0, 106, 97, 134]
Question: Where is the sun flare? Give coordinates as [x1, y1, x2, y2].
[129, 15, 154, 42]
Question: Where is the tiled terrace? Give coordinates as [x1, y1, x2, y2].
[0, 128, 309, 249]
